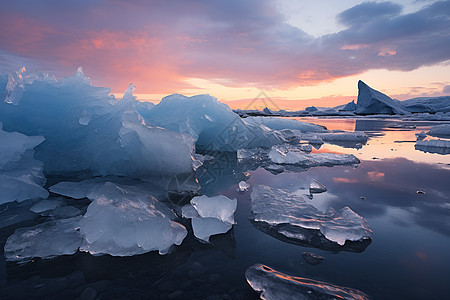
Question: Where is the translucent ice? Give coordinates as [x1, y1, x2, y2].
[0, 68, 197, 178]
[245, 264, 370, 300]
[190, 195, 237, 224]
[250, 185, 372, 247]
[4, 216, 82, 261]
[183, 195, 237, 241]
[29, 199, 62, 213]
[0, 124, 48, 204]
[79, 182, 187, 256]
[139, 93, 285, 151]
[239, 181, 251, 192]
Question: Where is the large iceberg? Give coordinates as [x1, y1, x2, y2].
[4, 216, 82, 261]
[0, 67, 197, 178]
[355, 80, 409, 115]
[137, 93, 285, 151]
[78, 182, 187, 256]
[250, 185, 372, 250]
[245, 264, 370, 300]
[182, 195, 237, 242]
[0, 123, 48, 204]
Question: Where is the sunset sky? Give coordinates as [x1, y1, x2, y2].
[1, 0, 449, 109]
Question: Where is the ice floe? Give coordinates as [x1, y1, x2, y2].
[250, 185, 372, 250]
[4, 216, 82, 261]
[245, 264, 370, 300]
[182, 195, 237, 242]
[427, 124, 450, 138]
[415, 139, 450, 155]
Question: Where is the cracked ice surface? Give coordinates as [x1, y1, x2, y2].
[250, 185, 372, 246]
[78, 182, 187, 256]
[4, 216, 82, 261]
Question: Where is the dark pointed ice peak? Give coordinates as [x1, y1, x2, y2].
[356, 80, 409, 115]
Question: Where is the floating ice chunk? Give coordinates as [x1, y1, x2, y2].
[415, 131, 427, 141]
[243, 116, 326, 133]
[29, 199, 62, 213]
[49, 180, 100, 199]
[250, 185, 372, 248]
[191, 195, 237, 224]
[239, 181, 250, 192]
[183, 195, 237, 242]
[245, 264, 370, 300]
[139, 93, 285, 151]
[191, 217, 233, 242]
[0, 68, 197, 178]
[309, 179, 327, 194]
[415, 139, 450, 155]
[0, 125, 48, 204]
[4, 216, 82, 261]
[402, 96, 450, 113]
[427, 124, 450, 138]
[79, 182, 187, 256]
[302, 252, 324, 265]
[268, 145, 360, 167]
[356, 80, 409, 115]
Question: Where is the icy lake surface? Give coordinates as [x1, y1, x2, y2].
[1, 117, 450, 300]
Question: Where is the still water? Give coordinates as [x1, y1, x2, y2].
[1, 118, 450, 299]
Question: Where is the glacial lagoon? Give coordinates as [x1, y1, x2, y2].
[2, 117, 449, 300]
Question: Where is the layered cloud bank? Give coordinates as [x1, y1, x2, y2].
[0, 0, 449, 94]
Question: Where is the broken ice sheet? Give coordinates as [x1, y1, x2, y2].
[4, 216, 82, 261]
[250, 185, 372, 251]
[415, 139, 450, 155]
[245, 264, 370, 300]
[79, 182, 187, 256]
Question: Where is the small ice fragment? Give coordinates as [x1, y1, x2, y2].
[309, 179, 327, 194]
[415, 131, 427, 141]
[302, 252, 324, 265]
[182, 204, 199, 219]
[239, 181, 250, 192]
[416, 190, 426, 195]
